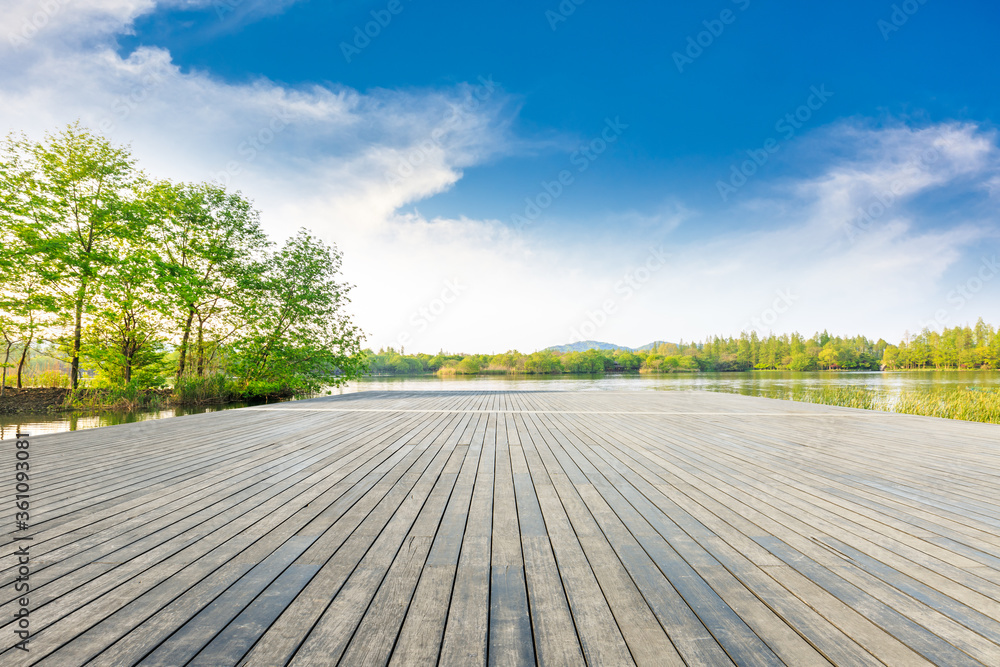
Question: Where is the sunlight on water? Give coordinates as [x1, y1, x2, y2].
[4, 371, 999, 437]
[338, 370, 1000, 394]
[0, 403, 252, 440]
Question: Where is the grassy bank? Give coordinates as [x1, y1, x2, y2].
[0, 377, 296, 414]
[716, 385, 1000, 424]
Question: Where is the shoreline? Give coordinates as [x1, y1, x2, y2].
[372, 366, 1000, 379]
[3, 368, 998, 420]
[0, 387, 292, 414]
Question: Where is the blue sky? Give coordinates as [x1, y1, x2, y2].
[3, 0, 1000, 351]
[121, 0, 1000, 221]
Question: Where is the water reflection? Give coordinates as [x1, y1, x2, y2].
[0, 403, 252, 439]
[4, 371, 999, 437]
[337, 370, 1000, 394]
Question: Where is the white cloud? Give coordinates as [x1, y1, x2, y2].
[2, 1, 998, 351]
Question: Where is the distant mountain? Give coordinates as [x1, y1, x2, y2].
[545, 340, 678, 353]
[545, 340, 633, 353]
[635, 340, 675, 352]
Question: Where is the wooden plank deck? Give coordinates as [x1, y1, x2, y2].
[2, 390, 1000, 666]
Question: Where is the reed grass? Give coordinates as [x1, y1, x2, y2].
[172, 374, 237, 405]
[715, 385, 1000, 424]
[64, 385, 171, 411]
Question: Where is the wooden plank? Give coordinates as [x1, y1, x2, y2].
[510, 418, 585, 667]
[1, 390, 999, 666]
[32, 415, 433, 666]
[187, 563, 321, 666]
[488, 413, 534, 667]
[389, 438, 482, 667]
[138, 536, 317, 666]
[529, 414, 685, 667]
[232, 416, 454, 667]
[438, 413, 495, 667]
[336, 448, 465, 666]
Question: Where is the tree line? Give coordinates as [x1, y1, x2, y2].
[366, 321, 1000, 375]
[0, 123, 366, 397]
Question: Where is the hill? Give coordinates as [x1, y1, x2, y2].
[545, 340, 678, 353]
[635, 340, 676, 352]
[545, 340, 633, 353]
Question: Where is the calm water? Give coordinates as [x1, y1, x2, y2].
[3, 371, 999, 437]
[0, 402, 256, 439]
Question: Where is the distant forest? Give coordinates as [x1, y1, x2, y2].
[367, 320, 1000, 376]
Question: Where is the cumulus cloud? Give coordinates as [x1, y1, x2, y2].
[792, 122, 996, 229]
[2, 0, 998, 351]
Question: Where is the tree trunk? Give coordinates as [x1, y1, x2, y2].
[1, 338, 11, 397]
[124, 346, 133, 384]
[16, 335, 32, 389]
[177, 305, 195, 379]
[196, 321, 205, 377]
[71, 285, 86, 390]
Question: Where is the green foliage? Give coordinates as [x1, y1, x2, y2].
[145, 180, 270, 380]
[0, 123, 367, 399]
[366, 348, 431, 374]
[455, 356, 482, 374]
[172, 374, 235, 404]
[65, 383, 170, 411]
[360, 320, 1000, 379]
[1, 122, 143, 388]
[524, 351, 563, 374]
[81, 235, 172, 387]
[26, 369, 71, 388]
[561, 349, 611, 373]
[228, 229, 366, 393]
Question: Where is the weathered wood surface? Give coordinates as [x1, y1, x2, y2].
[2, 390, 999, 665]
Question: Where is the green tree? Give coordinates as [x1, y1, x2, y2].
[456, 356, 481, 374]
[616, 351, 641, 371]
[145, 181, 269, 379]
[0, 123, 141, 388]
[0, 227, 57, 388]
[230, 229, 366, 393]
[881, 345, 899, 370]
[787, 352, 816, 371]
[818, 342, 838, 369]
[524, 351, 562, 374]
[82, 236, 171, 387]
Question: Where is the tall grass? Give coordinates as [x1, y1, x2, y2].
[26, 370, 72, 388]
[64, 384, 170, 411]
[172, 374, 237, 405]
[719, 385, 1000, 424]
[893, 387, 1000, 423]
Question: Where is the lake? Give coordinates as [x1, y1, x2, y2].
[3, 370, 999, 437]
